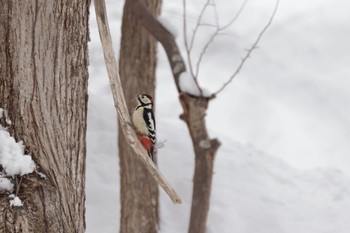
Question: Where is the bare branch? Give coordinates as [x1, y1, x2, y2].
[182, 0, 203, 94]
[197, 23, 219, 28]
[194, 0, 250, 78]
[212, 0, 220, 27]
[192, 1, 219, 79]
[220, 0, 250, 31]
[93, 0, 182, 205]
[182, 0, 195, 79]
[182, 0, 189, 54]
[194, 27, 219, 78]
[189, 0, 212, 51]
[213, 0, 280, 96]
[183, 0, 250, 95]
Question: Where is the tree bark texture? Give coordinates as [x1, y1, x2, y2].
[118, 0, 161, 232]
[0, 1, 89, 232]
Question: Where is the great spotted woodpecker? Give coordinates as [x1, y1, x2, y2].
[132, 94, 156, 161]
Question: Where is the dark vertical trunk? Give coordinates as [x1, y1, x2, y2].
[118, 0, 161, 232]
[0, 0, 89, 232]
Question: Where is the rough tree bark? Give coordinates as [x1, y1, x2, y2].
[118, 0, 161, 232]
[0, 1, 89, 232]
[126, 1, 220, 233]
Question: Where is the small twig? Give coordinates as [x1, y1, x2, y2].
[183, 0, 250, 96]
[213, 0, 280, 96]
[212, 0, 220, 27]
[220, 0, 250, 31]
[182, 0, 203, 94]
[94, 0, 182, 204]
[15, 176, 23, 196]
[194, 28, 219, 79]
[189, 0, 212, 51]
[197, 23, 219, 28]
[193, 0, 220, 79]
[194, 0, 250, 78]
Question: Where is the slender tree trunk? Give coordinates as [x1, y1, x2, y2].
[179, 95, 220, 233]
[118, 0, 161, 232]
[121, 1, 221, 232]
[0, 1, 89, 232]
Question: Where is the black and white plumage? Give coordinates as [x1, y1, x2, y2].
[132, 94, 156, 160]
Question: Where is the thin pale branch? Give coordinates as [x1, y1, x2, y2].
[194, 28, 219, 78]
[193, 0, 220, 79]
[182, 0, 203, 94]
[183, 0, 250, 95]
[197, 23, 219, 28]
[93, 0, 182, 204]
[213, 0, 280, 96]
[189, 0, 212, 51]
[220, 0, 250, 31]
[182, 0, 189, 54]
[212, 0, 220, 27]
[194, 0, 250, 78]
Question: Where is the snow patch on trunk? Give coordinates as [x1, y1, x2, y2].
[0, 176, 14, 192]
[0, 127, 36, 176]
[9, 195, 23, 207]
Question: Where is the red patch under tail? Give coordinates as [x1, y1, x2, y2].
[137, 133, 154, 160]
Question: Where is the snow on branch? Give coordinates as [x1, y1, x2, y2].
[179, 72, 210, 97]
[93, 0, 182, 204]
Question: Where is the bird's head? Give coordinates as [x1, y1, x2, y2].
[136, 94, 153, 106]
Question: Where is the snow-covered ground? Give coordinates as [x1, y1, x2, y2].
[86, 0, 350, 232]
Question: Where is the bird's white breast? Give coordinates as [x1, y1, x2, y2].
[132, 107, 149, 135]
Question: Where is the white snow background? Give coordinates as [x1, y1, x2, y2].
[86, 0, 350, 232]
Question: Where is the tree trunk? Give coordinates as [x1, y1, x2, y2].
[179, 94, 220, 233]
[0, 1, 89, 232]
[118, 0, 161, 232]
[121, 1, 221, 232]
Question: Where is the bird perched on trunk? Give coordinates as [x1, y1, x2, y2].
[132, 94, 156, 161]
